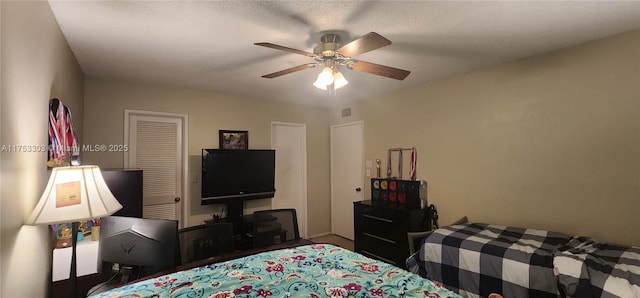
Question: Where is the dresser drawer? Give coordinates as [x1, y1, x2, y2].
[356, 232, 407, 266]
[354, 200, 429, 268]
[355, 204, 407, 223]
[354, 201, 426, 231]
[356, 214, 405, 242]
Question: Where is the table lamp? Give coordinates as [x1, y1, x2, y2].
[25, 165, 123, 298]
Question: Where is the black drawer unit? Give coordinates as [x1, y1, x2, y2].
[354, 200, 428, 268]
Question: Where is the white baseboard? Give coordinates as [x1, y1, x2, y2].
[308, 231, 331, 239]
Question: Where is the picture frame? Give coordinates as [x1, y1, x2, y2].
[219, 130, 248, 150]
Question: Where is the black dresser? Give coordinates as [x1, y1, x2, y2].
[354, 200, 428, 268]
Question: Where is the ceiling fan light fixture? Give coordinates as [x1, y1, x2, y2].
[333, 71, 348, 89]
[256, 32, 410, 89]
[313, 66, 334, 90]
[313, 81, 328, 90]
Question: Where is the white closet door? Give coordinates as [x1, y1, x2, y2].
[125, 111, 185, 226]
[330, 121, 364, 240]
[271, 122, 308, 238]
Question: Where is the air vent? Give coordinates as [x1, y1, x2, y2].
[341, 108, 351, 117]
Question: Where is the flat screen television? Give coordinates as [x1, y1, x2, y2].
[201, 149, 276, 205]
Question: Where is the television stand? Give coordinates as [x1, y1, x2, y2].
[225, 200, 244, 223]
[203, 195, 275, 249]
[219, 201, 253, 249]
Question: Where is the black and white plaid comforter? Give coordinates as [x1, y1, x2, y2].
[407, 223, 571, 298]
[554, 237, 640, 298]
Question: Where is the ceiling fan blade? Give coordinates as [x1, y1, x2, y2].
[337, 32, 391, 58]
[254, 42, 316, 58]
[261, 63, 317, 78]
[348, 60, 410, 80]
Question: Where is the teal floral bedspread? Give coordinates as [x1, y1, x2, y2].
[89, 244, 461, 298]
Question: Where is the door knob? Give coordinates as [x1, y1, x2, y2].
[355, 188, 362, 192]
[174, 197, 181, 202]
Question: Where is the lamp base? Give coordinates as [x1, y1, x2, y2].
[69, 221, 79, 298]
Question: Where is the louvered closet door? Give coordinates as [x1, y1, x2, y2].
[126, 113, 183, 225]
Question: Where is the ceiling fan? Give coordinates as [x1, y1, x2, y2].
[255, 32, 410, 90]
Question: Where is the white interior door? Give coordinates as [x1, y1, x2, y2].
[271, 122, 308, 238]
[330, 121, 364, 240]
[125, 110, 188, 227]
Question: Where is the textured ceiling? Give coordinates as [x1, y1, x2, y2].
[48, 1, 640, 108]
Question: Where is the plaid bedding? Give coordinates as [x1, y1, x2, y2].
[407, 223, 571, 298]
[553, 237, 640, 298]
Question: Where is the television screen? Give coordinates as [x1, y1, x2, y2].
[201, 149, 275, 204]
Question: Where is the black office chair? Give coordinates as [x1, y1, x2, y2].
[252, 209, 300, 248]
[178, 222, 234, 264]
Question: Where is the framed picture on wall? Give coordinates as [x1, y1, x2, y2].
[219, 130, 248, 150]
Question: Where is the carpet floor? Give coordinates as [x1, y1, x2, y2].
[309, 234, 354, 251]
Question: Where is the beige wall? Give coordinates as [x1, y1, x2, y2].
[335, 30, 640, 246]
[0, 1, 85, 297]
[82, 31, 639, 246]
[82, 78, 332, 235]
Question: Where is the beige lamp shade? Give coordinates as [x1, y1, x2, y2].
[25, 165, 123, 225]
[313, 67, 334, 90]
[313, 67, 349, 91]
[332, 71, 349, 89]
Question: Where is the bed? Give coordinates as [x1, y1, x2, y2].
[89, 244, 462, 298]
[407, 223, 571, 297]
[407, 223, 640, 298]
[554, 236, 640, 297]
